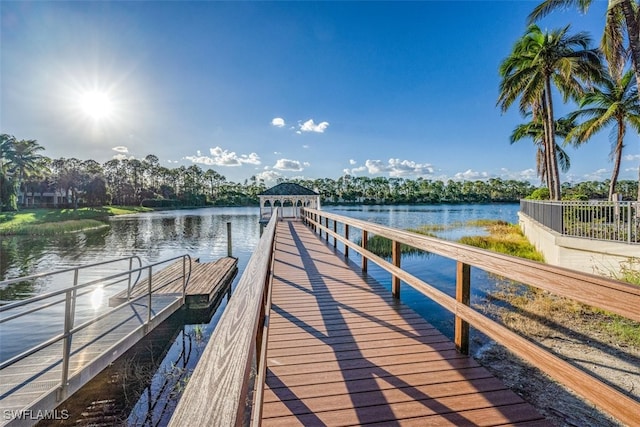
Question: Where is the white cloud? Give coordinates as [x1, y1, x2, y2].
[624, 154, 640, 161]
[500, 168, 538, 181]
[349, 159, 357, 165]
[274, 158, 306, 171]
[271, 117, 285, 128]
[342, 159, 433, 177]
[299, 119, 329, 133]
[112, 146, 128, 153]
[185, 146, 261, 167]
[256, 170, 283, 183]
[302, 145, 310, 149]
[453, 169, 491, 181]
[567, 168, 609, 182]
[343, 166, 367, 175]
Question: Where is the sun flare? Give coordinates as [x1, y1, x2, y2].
[79, 91, 114, 120]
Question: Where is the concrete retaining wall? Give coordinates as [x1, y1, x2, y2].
[518, 212, 639, 276]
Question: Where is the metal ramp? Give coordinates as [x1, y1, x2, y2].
[0, 255, 191, 427]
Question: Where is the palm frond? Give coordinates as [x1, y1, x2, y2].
[528, 0, 592, 24]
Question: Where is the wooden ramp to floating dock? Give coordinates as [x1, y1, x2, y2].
[262, 220, 549, 426]
[110, 257, 238, 309]
[0, 295, 181, 427]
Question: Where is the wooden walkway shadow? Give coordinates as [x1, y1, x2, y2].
[262, 220, 550, 426]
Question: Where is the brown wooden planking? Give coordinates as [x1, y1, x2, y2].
[262, 398, 542, 427]
[262, 220, 549, 426]
[264, 369, 498, 403]
[109, 257, 237, 308]
[263, 377, 515, 418]
[267, 333, 451, 357]
[305, 211, 640, 425]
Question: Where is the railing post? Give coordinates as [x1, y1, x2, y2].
[227, 222, 233, 257]
[325, 217, 329, 242]
[344, 224, 350, 258]
[70, 269, 79, 326]
[147, 266, 153, 324]
[58, 289, 74, 401]
[333, 220, 337, 248]
[628, 202, 632, 244]
[182, 256, 187, 305]
[127, 257, 134, 301]
[361, 230, 368, 272]
[455, 261, 470, 355]
[392, 240, 401, 298]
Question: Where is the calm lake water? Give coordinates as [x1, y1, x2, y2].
[0, 203, 519, 425]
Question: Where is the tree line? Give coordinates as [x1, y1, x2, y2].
[498, 0, 640, 201]
[1, 133, 638, 212]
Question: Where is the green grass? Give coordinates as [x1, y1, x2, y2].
[0, 206, 152, 235]
[463, 220, 640, 350]
[615, 258, 640, 286]
[355, 234, 430, 258]
[407, 224, 446, 233]
[457, 220, 545, 262]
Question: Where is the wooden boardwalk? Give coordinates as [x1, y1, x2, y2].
[262, 220, 549, 426]
[110, 257, 237, 309]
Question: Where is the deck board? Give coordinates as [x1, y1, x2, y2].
[109, 257, 237, 308]
[262, 220, 550, 426]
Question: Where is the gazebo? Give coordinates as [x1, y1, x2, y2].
[258, 182, 321, 224]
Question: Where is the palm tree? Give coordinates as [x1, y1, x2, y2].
[511, 114, 575, 191]
[498, 24, 602, 200]
[529, 0, 640, 99]
[0, 134, 17, 211]
[567, 69, 640, 200]
[0, 137, 45, 209]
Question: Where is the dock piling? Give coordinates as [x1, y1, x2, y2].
[227, 222, 232, 257]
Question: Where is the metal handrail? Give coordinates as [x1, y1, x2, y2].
[520, 199, 640, 244]
[0, 255, 188, 315]
[0, 254, 192, 377]
[0, 255, 143, 288]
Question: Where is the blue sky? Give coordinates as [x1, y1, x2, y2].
[2, 1, 638, 186]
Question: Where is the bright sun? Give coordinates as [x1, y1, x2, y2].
[79, 91, 114, 120]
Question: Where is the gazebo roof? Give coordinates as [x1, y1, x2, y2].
[259, 182, 318, 196]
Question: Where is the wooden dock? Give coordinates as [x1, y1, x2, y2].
[109, 257, 238, 309]
[170, 210, 640, 426]
[261, 221, 548, 425]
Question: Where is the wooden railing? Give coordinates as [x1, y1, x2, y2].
[168, 208, 640, 426]
[168, 209, 279, 427]
[301, 208, 640, 426]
